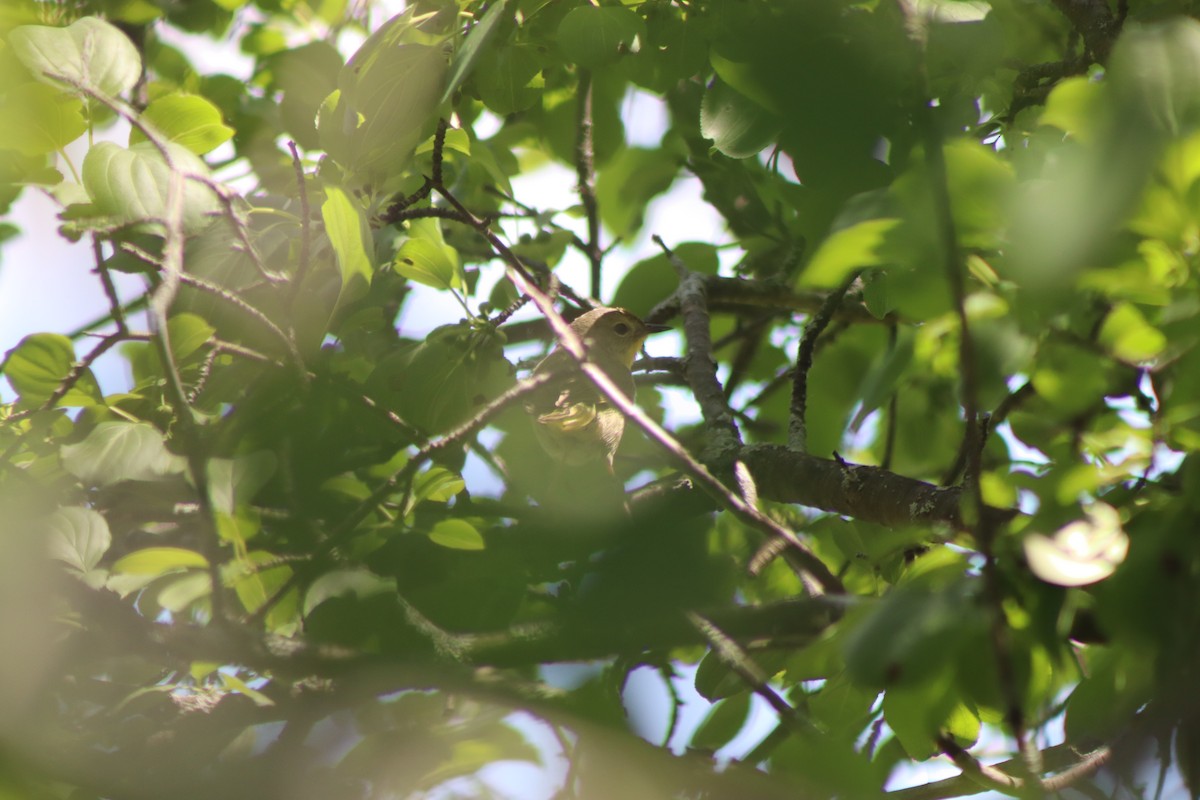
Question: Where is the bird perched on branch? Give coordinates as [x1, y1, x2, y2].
[526, 307, 669, 470]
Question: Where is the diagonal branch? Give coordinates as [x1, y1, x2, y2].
[887, 739, 1111, 800]
[688, 612, 821, 738]
[504, 258, 843, 594]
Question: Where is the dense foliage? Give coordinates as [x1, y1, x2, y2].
[4, 0, 1200, 797]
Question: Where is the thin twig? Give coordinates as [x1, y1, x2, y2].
[380, 178, 435, 224]
[285, 140, 313, 307]
[574, 70, 603, 298]
[93, 236, 128, 334]
[882, 323, 900, 471]
[178, 272, 305, 374]
[788, 269, 861, 452]
[936, 735, 1025, 797]
[918, 95, 1031, 779]
[929, 737, 1110, 799]
[646, 274, 889, 326]
[687, 613, 820, 738]
[0, 239, 133, 427]
[660, 662, 683, 749]
[431, 117, 448, 186]
[248, 372, 557, 625]
[1042, 747, 1111, 792]
[209, 183, 285, 283]
[721, 313, 773, 399]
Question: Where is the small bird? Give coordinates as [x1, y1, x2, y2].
[526, 307, 669, 469]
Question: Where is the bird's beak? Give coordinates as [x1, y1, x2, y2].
[644, 323, 672, 334]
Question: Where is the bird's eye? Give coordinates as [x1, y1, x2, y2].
[613, 322, 631, 336]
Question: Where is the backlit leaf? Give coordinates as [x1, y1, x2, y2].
[131, 93, 235, 155]
[428, 519, 484, 550]
[61, 421, 185, 486]
[4, 332, 102, 407]
[10, 17, 141, 97]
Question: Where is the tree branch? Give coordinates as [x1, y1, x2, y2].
[654, 236, 743, 461]
[574, 70, 603, 299]
[789, 270, 860, 452]
[248, 371, 557, 625]
[1049, 0, 1119, 62]
[688, 612, 821, 738]
[918, 92, 1031, 776]
[505, 256, 842, 594]
[737, 445, 1014, 530]
[648, 274, 888, 326]
[285, 140, 313, 309]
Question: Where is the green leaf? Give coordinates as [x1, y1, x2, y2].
[231, 552, 296, 631]
[1111, 18, 1200, 136]
[167, 313, 215, 361]
[414, 127, 471, 157]
[3, 332, 102, 407]
[883, 681, 978, 760]
[475, 44, 542, 116]
[442, 0, 510, 105]
[47, 506, 111, 588]
[1040, 76, 1107, 144]
[303, 568, 397, 617]
[1098, 302, 1166, 362]
[207, 451, 278, 514]
[842, 578, 981, 688]
[1064, 647, 1154, 741]
[130, 93, 235, 155]
[700, 78, 781, 159]
[61, 421, 185, 487]
[806, 674, 880, 739]
[320, 9, 450, 184]
[412, 465, 465, 505]
[510, 230, 573, 267]
[112, 546, 209, 575]
[394, 218, 463, 291]
[892, 139, 1014, 251]
[81, 141, 219, 234]
[690, 692, 751, 751]
[1030, 343, 1111, 417]
[321, 185, 374, 299]
[850, 328, 914, 431]
[156, 572, 213, 612]
[709, 51, 781, 114]
[801, 218, 901, 288]
[270, 41, 343, 147]
[220, 671, 276, 707]
[939, 140, 1015, 249]
[0, 82, 87, 156]
[417, 724, 541, 789]
[556, 6, 645, 69]
[695, 648, 787, 701]
[369, 322, 514, 434]
[595, 147, 680, 240]
[9, 17, 142, 97]
[428, 519, 485, 550]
